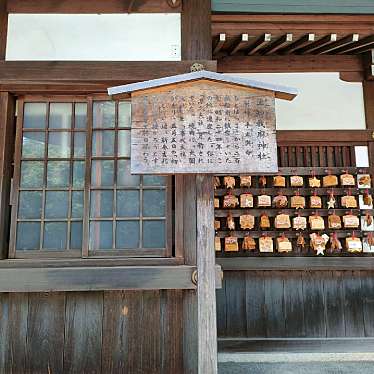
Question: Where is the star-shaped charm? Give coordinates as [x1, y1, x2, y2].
[316, 246, 325, 256]
[309, 176, 320, 188]
[327, 197, 336, 209]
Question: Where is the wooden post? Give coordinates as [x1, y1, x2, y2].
[0, 93, 15, 258]
[181, 1, 216, 373]
[0, 0, 7, 59]
[196, 175, 217, 374]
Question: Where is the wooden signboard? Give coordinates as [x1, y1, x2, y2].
[130, 81, 278, 174]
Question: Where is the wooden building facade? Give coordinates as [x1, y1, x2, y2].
[0, 1, 374, 373]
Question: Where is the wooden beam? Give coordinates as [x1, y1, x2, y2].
[261, 33, 293, 55]
[0, 265, 221, 292]
[0, 61, 217, 83]
[247, 33, 271, 55]
[311, 33, 359, 55]
[280, 33, 315, 55]
[217, 257, 374, 271]
[181, 0, 211, 60]
[229, 33, 250, 55]
[213, 33, 226, 56]
[217, 55, 363, 74]
[362, 49, 374, 80]
[0, 93, 15, 259]
[335, 34, 374, 54]
[363, 80, 374, 129]
[0, 0, 7, 59]
[297, 34, 337, 54]
[7, 0, 182, 13]
[196, 175, 217, 374]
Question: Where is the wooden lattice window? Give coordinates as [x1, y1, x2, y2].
[9, 97, 172, 258]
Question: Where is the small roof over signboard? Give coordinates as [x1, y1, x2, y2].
[107, 70, 298, 101]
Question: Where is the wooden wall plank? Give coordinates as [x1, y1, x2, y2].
[216, 278, 227, 337]
[264, 271, 285, 337]
[245, 271, 266, 337]
[7, 0, 182, 13]
[0, 293, 9, 372]
[324, 271, 346, 337]
[26, 292, 66, 373]
[160, 290, 183, 373]
[343, 271, 365, 337]
[225, 272, 246, 337]
[64, 292, 103, 373]
[361, 271, 374, 336]
[284, 271, 305, 337]
[302, 271, 326, 337]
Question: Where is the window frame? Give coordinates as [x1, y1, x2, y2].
[9, 95, 173, 259]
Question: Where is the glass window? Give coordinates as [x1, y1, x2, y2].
[11, 99, 170, 258]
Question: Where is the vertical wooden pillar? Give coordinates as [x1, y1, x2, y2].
[0, 93, 15, 258]
[181, 1, 216, 373]
[0, 0, 8, 59]
[196, 175, 217, 373]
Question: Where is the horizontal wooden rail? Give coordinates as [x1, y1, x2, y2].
[0, 60, 217, 83]
[217, 257, 374, 271]
[277, 130, 372, 143]
[0, 265, 222, 292]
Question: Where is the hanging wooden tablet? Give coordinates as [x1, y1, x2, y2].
[240, 176, 252, 188]
[296, 233, 305, 249]
[240, 214, 255, 230]
[260, 213, 271, 229]
[240, 193, 254, 208]
[363, 190, 373, 206]
[259, 236, 273, 253]
[323, 174, 338, 187]
[242, 236, 256, 251]
[225, 236, 239, 252]
[227, 212, 235, 230]
[259, 176, 267, 187]
[328, 213, 342, 229]
[258, 194, 271, 207]
[215, 237, 221, 252]
[214, 197, 220, 208]
[223, 193, 239, 208]
[309, 176, 321, 188]
[273, 193, 288, 208]
[346, 235, 362, 253]
[327, 192, 336, 209]
[214, 176, 221, 189]
[363, 233, 374, 253]
[275, 213, 291, 229]
[329, 233, 342, 254]
[309, 214, 325, 230]
[310, 233, 329, 255]
[341, 195, 357, 209]
[361, 213, 374, 231]
[291, 195, 305, 209]
[273, 175, 286, 187]
[290, 175, 303, 187]
[310, 194, 322, 209]
[214, 219, 221, 230]
[358, 174, 371, 188]
[276, 236, 292, 253]
[224, 176, 236, 189]
[293, 215, 307, 230]
[343, 214, 360, 228]
[340, 173, 355, 186]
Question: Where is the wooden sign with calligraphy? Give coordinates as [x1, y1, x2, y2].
[130, 81, 278, 174]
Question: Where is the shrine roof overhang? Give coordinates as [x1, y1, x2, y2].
[212, 14, 374, 59]
[107, 70, 298, 101]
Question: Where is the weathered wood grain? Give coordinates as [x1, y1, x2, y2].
[131, 82, 278, 174]
[64, 292, 103, 373]
[26, 292, 66, 373]
[0, 265, 197, 292]
[196, 174, 217, 374]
